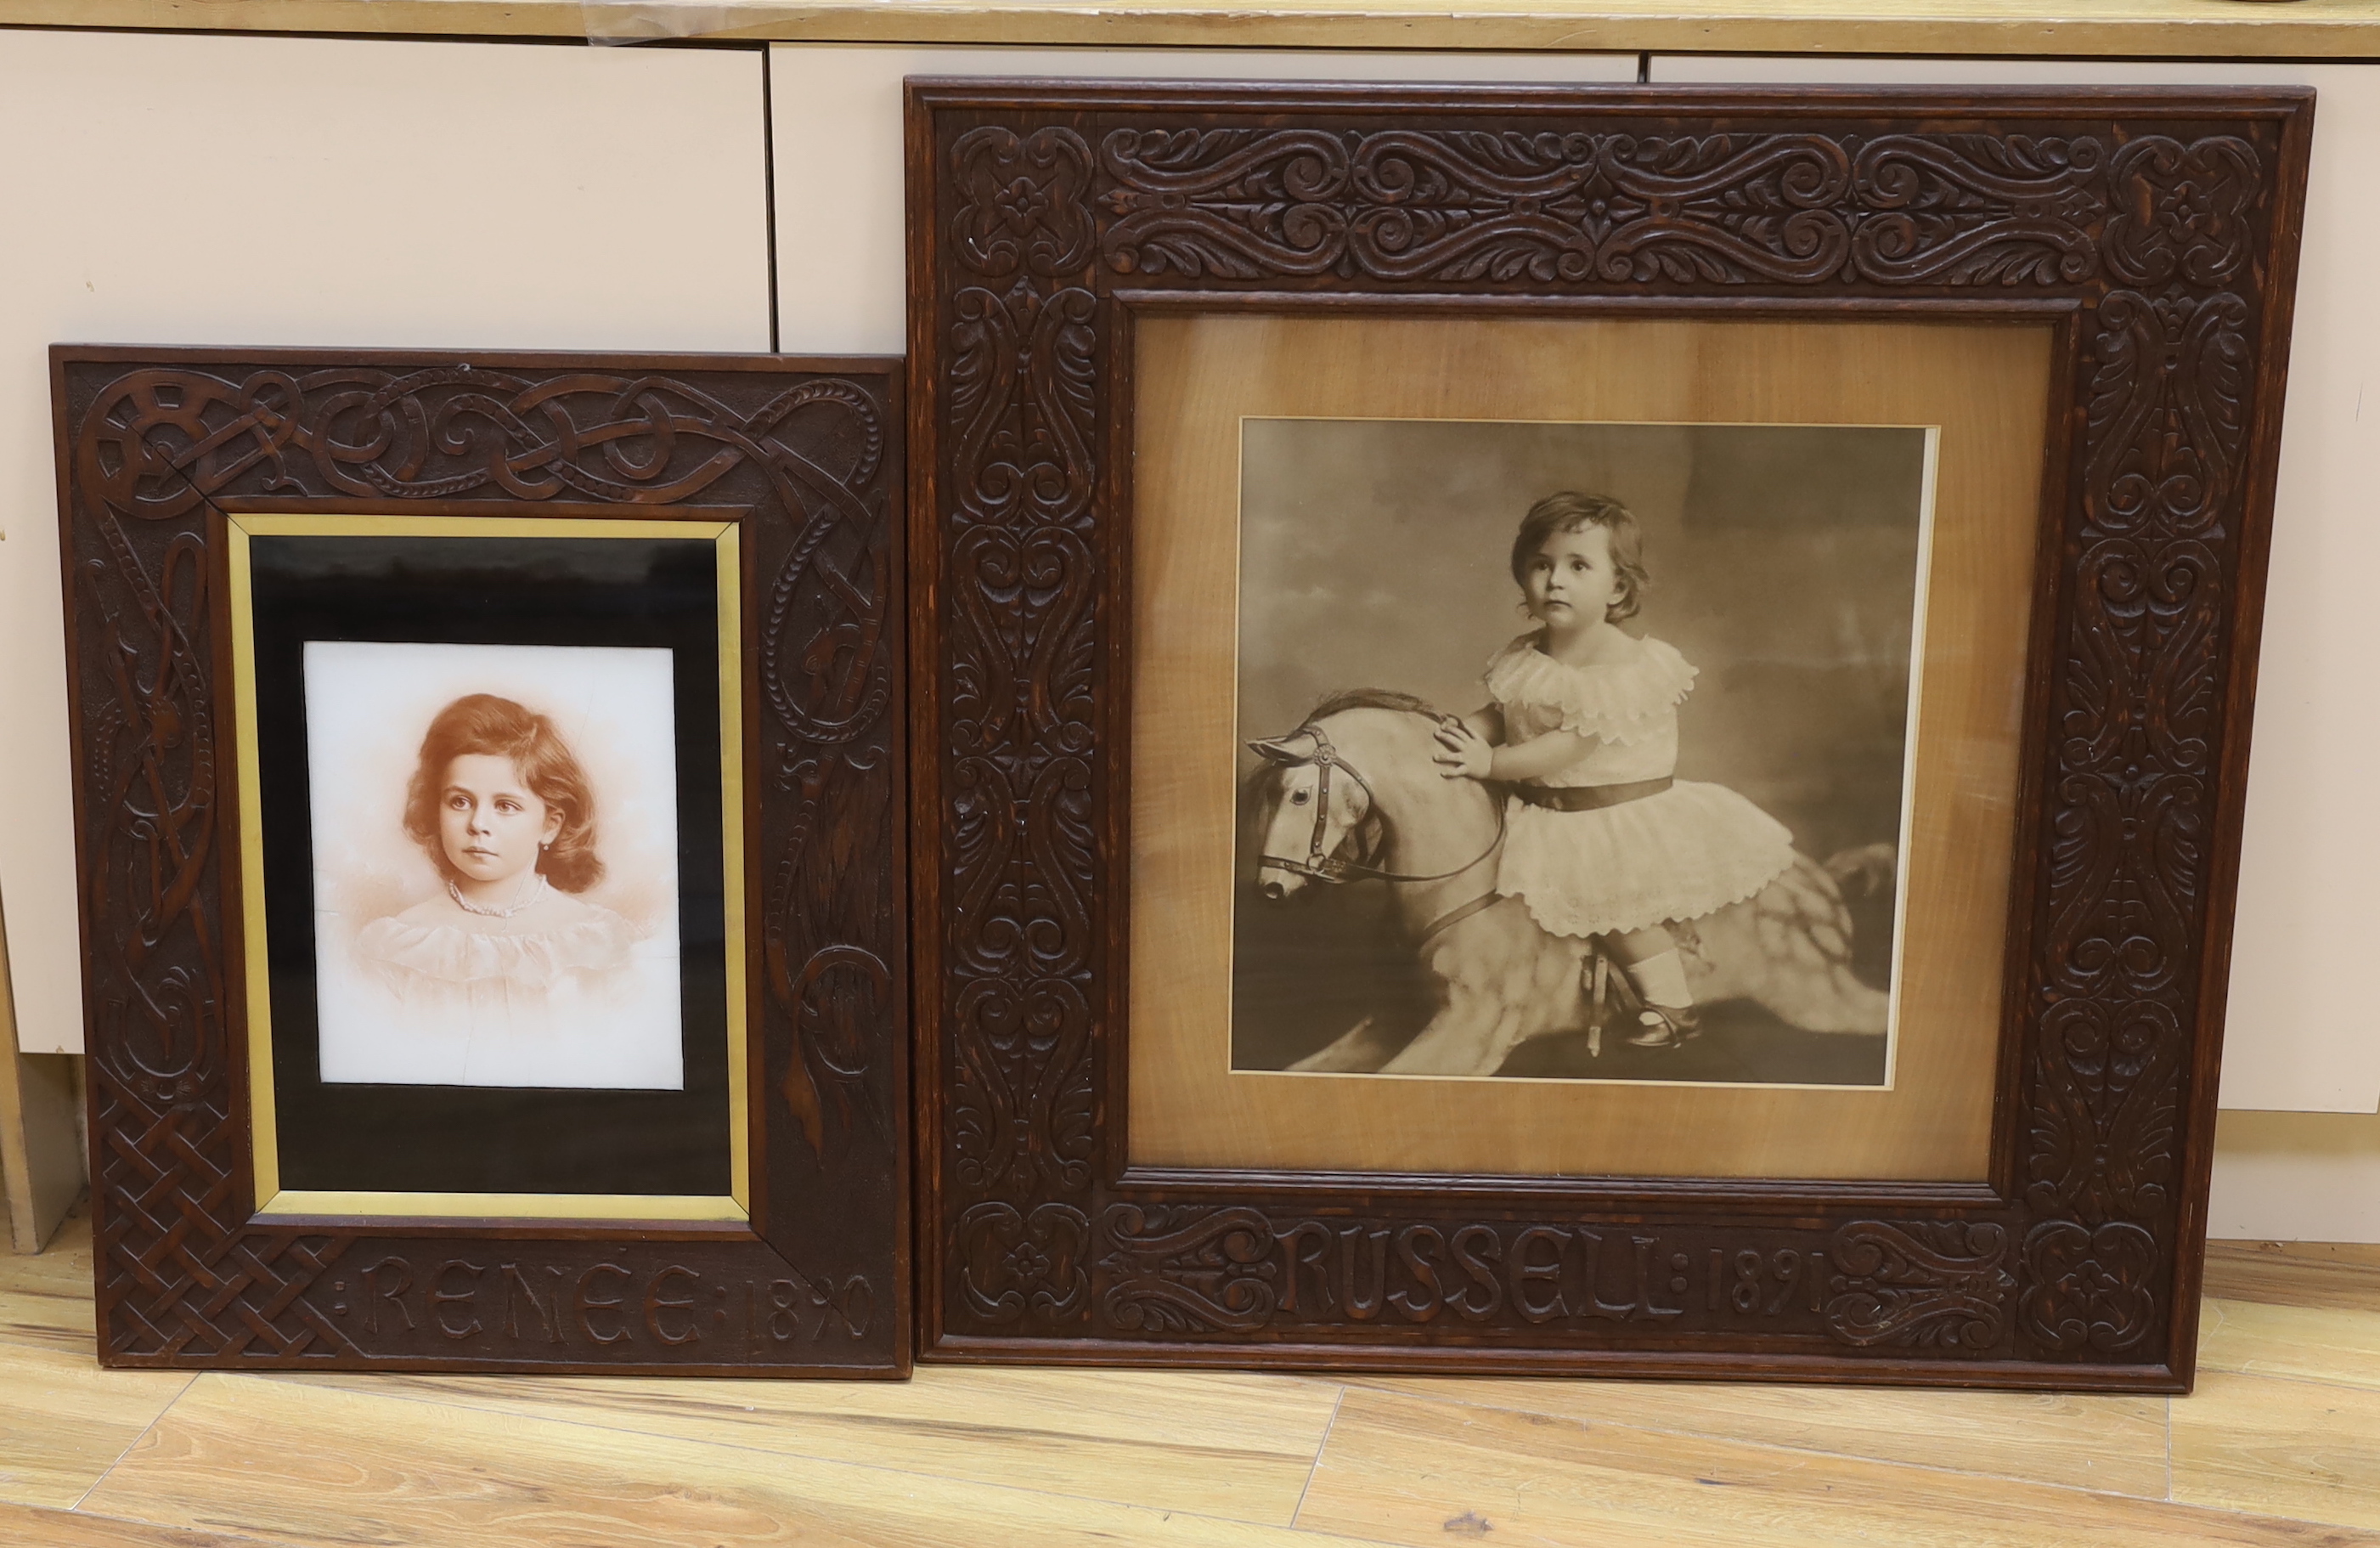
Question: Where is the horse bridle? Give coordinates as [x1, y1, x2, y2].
[1251, 718, 1506, 890]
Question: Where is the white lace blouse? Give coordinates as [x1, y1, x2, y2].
[1481, 632, 1699, 788]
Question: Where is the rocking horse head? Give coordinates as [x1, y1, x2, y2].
[1244, 689, 1479, 903]
[1247, 723, 1381, 902]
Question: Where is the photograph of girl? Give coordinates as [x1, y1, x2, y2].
[1234, 419, 1933, 1086]
[306, 641, 687, 1090]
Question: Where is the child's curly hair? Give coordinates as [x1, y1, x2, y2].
[403, 694, 604, 893]
[1509, 491, 1651, 623]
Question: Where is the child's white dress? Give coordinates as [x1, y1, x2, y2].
[1486, 632, 1796, 939]
[330, 888, 685, 1089]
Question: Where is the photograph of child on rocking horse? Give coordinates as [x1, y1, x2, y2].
[1233, 418, 1932, 1086]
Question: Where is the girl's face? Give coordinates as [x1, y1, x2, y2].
[1524, 523, 1622, 629]
[437, 754, 561, 886]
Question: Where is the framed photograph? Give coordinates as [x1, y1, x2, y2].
[57, 347, 908, 1376]
[907, 82, 2315, 1387]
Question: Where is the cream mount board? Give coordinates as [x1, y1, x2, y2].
[1645, 55, 2378, 1118]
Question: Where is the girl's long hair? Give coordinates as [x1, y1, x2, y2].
[403, 693, 604, 893]
[1509, 491, 1651, 622]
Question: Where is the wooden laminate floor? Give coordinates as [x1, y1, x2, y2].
[7, 1202, 2380, 1546]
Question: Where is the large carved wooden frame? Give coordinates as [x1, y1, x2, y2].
[54, 346, 909, 1376]
[908, 82, 2314, 1387]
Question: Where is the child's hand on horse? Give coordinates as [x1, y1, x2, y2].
[1433, 720, 1492, 780]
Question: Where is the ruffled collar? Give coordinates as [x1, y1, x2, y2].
[1484, 632, 1697, 743]
[356, 895, 636, 988]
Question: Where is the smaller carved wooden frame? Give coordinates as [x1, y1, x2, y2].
[54, 345, 909, 1376]
[905, 81, 2315, 1387]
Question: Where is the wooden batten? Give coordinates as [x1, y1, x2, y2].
[0, 890, 83, 1254]
[0, 0, 2373, 59]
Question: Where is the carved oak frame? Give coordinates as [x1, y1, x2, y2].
[54, 346, 909, 1376]
[907, 82, 2314, 1387]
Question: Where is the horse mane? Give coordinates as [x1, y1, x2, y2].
[1304, 687, 1448, 725]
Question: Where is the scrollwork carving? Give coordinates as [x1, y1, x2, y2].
[957, 1201, 1092, 1325]
[1824, 1222, 2015, 1351]
[1847, 134, 2103, 285]
[915, 85, 2304, 1376]
[953, 126, 1097, 278]
[2103, 137, 2261, 288]
[936, 121, 1105, 1336]
[1101, 128, 1856, 285]
[2085, 291, 2252, 539]
[1098, 1205, 1280, 1334]
[2021, 1220, 2163, 1354]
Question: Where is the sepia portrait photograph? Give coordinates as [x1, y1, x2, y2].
[1232, 417, 1937, 1088]
[304, 639, 687, 1092]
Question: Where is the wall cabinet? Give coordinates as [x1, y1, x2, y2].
[5, 22, 2376, 1242]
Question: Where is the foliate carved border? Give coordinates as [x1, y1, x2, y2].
[913, 84, 2310, 1385]
[58, 349, 908, 1375]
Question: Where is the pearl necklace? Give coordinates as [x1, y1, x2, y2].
[448, 870, 546, 918]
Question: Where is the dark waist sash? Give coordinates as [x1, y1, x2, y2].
[1506, 776, 1673, 812]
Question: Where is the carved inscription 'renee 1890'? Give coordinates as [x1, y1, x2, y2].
[907, 84, 2313, 1387]
[55, 348, 910, 1376]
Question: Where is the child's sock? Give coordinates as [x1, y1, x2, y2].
[1628, 949, 1692, 1009]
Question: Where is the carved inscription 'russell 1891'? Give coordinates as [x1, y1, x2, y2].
[910, 83, 2311, 1388]
[1086, 1208, 2012, 1349]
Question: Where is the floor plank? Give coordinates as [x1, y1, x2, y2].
[1298, 1387, 2377, 1548]
[81, 1373, 1387, 1548]
[0, 1499, 274, 1547]
[2208, 1245, 2380, 1315]
[1354, 1373, 2169, 1497]
[2202, 1298, 2380, 1392]
[0, 1198, 196, 1514]
[2174, 1370, 2380, 1531]
[263, 1364, 1343, 1525]
[0, 1313, 189, 1511]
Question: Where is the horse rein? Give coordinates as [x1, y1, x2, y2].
[1251, 718, 1506, 936]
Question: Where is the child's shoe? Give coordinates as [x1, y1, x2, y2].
[1627, 1004, 1700, 1048]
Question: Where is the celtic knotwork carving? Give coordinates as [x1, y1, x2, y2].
[92, 1061, 355, 1361]
[1098, 1206, 1281, 1334]
[2103, 136, 2261, 288]
[1101, 129, 1853, 285]
[953, 125, 1097, 278]
[749, 379, 900, 1155]
[1849, 134, 2105, 284]
[72, 532, 221, 1099]
[1824, 1222, 2015, 1350]
[956, 1201, 1092, 1325]
[65, 354, 905, 1372]
[81, 364, 883, 515]
[2021, 1220, 2162, 1353]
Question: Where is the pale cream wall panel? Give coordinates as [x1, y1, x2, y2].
[0, 30, 772, 1055]
[1652, 54, 2380, 1118]
[767, 43, 1639, 356]
[2211, 1111, 2380, 1244]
